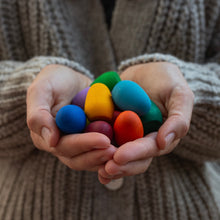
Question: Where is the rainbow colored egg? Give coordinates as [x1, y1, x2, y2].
[112, 80, 151, 116]
[113, 111, 144, 146]
[56, 105, 86, 134]
[84, 83, 114, 121]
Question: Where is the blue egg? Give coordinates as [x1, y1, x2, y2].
[56, 105, 86, 134]
[112, 80, 151, 116]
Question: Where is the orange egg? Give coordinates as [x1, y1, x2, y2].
[113, 111, 144, 146]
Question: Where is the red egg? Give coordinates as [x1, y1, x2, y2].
[84, 121, 113, 141]
[110, 110, 121, 125]
[113, 111, 144, 146]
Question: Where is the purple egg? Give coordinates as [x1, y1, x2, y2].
[71, 87, 90, 109]
[84, 121, 113, 141]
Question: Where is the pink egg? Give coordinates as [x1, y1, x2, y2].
[84, 121, 113, 141]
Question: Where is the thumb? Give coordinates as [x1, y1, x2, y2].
[26, 81, 60, 148]
[157, 85, 194, 150]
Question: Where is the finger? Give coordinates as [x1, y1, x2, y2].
[87, 166, 102, 172]
[157, 84, 194, 149]
[26, 81, 60, 148]
[29, 110, 60, 148]
[30, 131, 56, 153]
[57, 145, 117, 171]
[54, 133, 111, 158]
[98, 166, 113, 184]
[98, 175, 112, 185]
[27, 80, 53, 132]
[105, 158, 153, 176]
[113, 132, 179, 165]
[98, 174, 123, 185]
[98, 166, 124, 184]
[98, 166, 115, 179]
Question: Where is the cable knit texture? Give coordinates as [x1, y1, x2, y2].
[0, 0, 219, 219]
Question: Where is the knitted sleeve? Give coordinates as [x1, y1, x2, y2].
[118, 54, 220, 162]
[0, 56, 93, 160]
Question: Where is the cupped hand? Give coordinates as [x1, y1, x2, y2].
[26, 64, 116, 171]
[98, 62, 194, 184]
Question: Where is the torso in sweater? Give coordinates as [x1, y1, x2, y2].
[0, 0, 219, 219]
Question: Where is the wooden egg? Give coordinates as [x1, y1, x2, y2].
[141, 100, 163, 135]
[55, 105, 86, 134]
[84, 83, 114, 121]
[112, 80, 151, 116]
[90, 71, 121, 91]
[84, 121, 113, 141]
[71, 87, 89, 109]
[113, 111, 144, 146]
[110, 110, 121, 125]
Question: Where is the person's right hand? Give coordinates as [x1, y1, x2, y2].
[26, 64, 116, 171]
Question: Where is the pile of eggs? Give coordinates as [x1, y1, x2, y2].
[55, 71, 163, 146]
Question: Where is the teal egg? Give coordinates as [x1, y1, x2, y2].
[112, 80, 151, 116]
[140, 101, 163, 135]
[90, 71, 121, 91]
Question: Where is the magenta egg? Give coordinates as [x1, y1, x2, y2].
[110, 110, 121, 125]
[84, 121, 113, 141]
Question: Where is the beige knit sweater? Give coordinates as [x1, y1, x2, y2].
[0, 0, 220, 219]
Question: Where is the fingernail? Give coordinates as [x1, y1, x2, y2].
[41, 127, 51, 147]
[165, 132, 175, 148]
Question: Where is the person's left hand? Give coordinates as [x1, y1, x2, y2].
[98, 62, 194, 184]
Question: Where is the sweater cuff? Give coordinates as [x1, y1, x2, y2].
[21, 56, 94, 80]
[118, 53, 188, 76]
[118, 53, 220, 162]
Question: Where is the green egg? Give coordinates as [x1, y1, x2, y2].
[90, 71, 121, 91]
[86, 118, 90, 126]
[140, 101, 163, 135]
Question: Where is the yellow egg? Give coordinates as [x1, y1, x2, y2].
[84, 83, 114, 121]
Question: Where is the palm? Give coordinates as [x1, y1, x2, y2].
[98, 62, 194, 183]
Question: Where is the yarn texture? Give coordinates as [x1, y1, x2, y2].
[0, 0, 220, 219]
